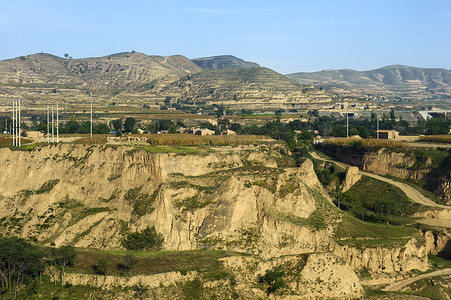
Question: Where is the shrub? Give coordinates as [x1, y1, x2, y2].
[121, 226, 164, 251]
[117, 254, 137, 274]
[259, 266, 286, 295]
[94, 257, 109, 275]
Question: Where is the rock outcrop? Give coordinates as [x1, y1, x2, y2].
[0, 144, 333, 256]
[332, 239, 428, 273]
[434, 174, 451, 205]
[341, 166, 362, 193]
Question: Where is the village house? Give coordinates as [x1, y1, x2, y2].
[373, 129, 400, 140]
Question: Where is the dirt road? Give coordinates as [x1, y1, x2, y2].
[383, 268, 451, 291]
[310, 152, 451, 209]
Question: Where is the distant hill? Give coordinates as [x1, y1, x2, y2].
[0, 52, 330, 110]
[157, 67, 330, 110]
[0, 52, 202, 105]
[191, 55, 259, 70]
[287, 65, 451, 102]
[0, 51, 201, 89]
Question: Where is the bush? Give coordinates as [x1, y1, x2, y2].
[94, 257, 109, 275]
[117, 254, 137, 274]
[121, 226, 164, 251]
[258, 266, 286, 295]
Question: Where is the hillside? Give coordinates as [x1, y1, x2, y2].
[0, 52, 202, 106]
[287, 65, 451, 103]
[191, 55, 260, 70]
[0, 52, 334, 111]
[0, 142, 438, 298]
[157, 67, 332, 110]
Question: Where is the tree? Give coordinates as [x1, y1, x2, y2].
[64, 53, 69, 59]
[124, 117, 137, 133]
[121, 226, 164, 251]
[111, 119, 122, 132]
[64, 117, 80, 134]
[50, 245, 77, 284]
[0, 236, 44, 297]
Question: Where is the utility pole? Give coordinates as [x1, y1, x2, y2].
[12, 100, 15, 146]
[346, 113, 349, 138]
[52, 106, 54, 143]
[376, 114, 379, 139]
[90, 92, 93, 138]
[18, 99, 21, 147]
[56, 104, 59, 143]
[47, 106, 50, 143]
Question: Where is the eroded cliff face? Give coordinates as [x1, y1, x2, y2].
[0, 143, 430, 295]
[319, 147, 427, 180]
[332, 239, 428, 273]
[0, 144, 334, 256]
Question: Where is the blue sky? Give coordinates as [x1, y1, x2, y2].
[0, 0, 450, 73]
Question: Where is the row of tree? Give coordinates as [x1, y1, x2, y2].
[0, 236, 76, 298]
[1, 112, 449, 138]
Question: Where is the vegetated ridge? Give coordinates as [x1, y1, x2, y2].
[191, 55, 260, 70]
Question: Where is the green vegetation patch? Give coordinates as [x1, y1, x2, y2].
[258, 255, 309, 295]
[127, 145, 201, 155]
[403, 276, 451, 299]
[335, 213, 422, 248]
[407, 148, 449, 170]
[339, 176, 419, 224]
[67, 249, 239, 277]
[19, 179, 61, 202]
[175, 196, 215, 213]
[121, 226, 164, 251]
[124, 185, 160, 217]
[278, 177, 299, 198]
[36, 179, 60, 194]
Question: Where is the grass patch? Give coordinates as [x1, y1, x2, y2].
[124, 186, 159, 217]
[127, 145, 201, 154]
[335, 213, 422, 248]
[15, 275, 112, 300]
[404, 276, 451, 299]
[339, 176, 419, 224]
[66, 249, 239, 277]
[428, 254, 451, 270]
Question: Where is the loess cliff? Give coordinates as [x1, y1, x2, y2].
[0, 144, 432, 298]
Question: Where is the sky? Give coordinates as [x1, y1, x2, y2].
[0, 0, 450, 74]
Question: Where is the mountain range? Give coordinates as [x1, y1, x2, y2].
[0, 52, 449, 109]
[0, 52, 324, 110]
[287, 65, 451, 102]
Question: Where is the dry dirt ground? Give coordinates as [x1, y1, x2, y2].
[383, 268, 451, 291]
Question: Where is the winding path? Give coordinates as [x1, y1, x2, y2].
[383, 268, 451, 291]
[310, 152, 451, 292]
[310, 151, 451, 209]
